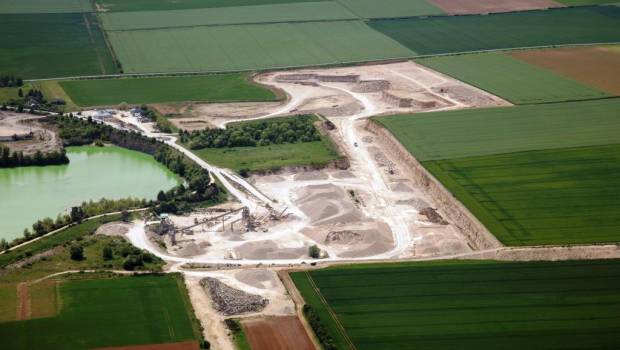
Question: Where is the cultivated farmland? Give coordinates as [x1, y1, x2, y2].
[424, 144, 620, 245]
[0, 274, 200, 350]
[369, 6, 620, 55]
[291, 259, 620, 350]
[337, 0, 445, 18]
[510, 46, 620, 96]
[59, 73, 278, 107]
[428, 0, 563, 15]
[108, 21, 414, 74]
[95, 0, 330, 12]
[376, 99, 620, 161]
[0, 0, 92, 14]
[100, 2, 358, 30]
[416, 52, 609, 104]
[0, 13, 116, 79]
[377, 99, 620, 245]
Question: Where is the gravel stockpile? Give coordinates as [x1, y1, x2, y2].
[200, 277, 268, 316]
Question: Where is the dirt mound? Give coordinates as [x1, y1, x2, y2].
[174, 242, 206, 257]
[391, 182, 413, 193]
[200, 277, 268, 316]
[419, 207, 449, 225]
[294, 184, 362, 225]
[353, 80, 391, 93]
[235, 240, 307, 259]
[325, 230, 363, 245]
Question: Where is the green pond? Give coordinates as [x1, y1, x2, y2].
[0, 146, 181, 241]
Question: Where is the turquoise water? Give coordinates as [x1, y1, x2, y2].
[0, 145, 181, 241]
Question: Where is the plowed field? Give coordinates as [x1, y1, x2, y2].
[510, 46, 620, 95]
[429, 0, 562, 15]
[242, 316, 315, 350]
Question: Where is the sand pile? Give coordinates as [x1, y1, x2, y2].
[235, 240, 307, 259]
[294, 184, 362, 225]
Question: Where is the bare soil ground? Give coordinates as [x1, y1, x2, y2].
[95, 222, 132, 237]
[16, 282, 30, 320]
[429, 0, 563, 15]
[92, 341, 200, 350]
[510, 46, 620, 96]
[0, 111, 62, 155]
[242, 316, 315, 350]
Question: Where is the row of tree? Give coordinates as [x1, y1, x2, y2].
[180, 115, 321, 149]
[0, 198, 146, 251]
[0, 145, 69, 168]
[0, 75, 23, 88]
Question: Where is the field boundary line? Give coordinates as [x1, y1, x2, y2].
[305, 271, 357, 350]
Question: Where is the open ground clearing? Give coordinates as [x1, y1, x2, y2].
[241, 316, 315, 350]
[0, 111, 62, 155]
[291, 259, 620, 350]
[0, 274, 200, 350]
[416, 52, 609, 104]
[107, 20, 414, 74]
[369, 6, 620, 55]
[0, 0, 92, 14]
[509, 45, 620, 96]
[101, 2, 357, 30]
[59, 73, 277, 107]
[428, 0, 563, 15]
[0, 13, 116, 79]
[376, 98, 620, 161]
[95, 0, 329, 12]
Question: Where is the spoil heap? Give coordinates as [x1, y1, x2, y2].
[201, 277, 268, 316]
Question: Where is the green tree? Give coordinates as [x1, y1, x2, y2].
[102, 245, 113, 260]
[70, 206, 85, 223]
[70, 245, 84, 261]
[309, 245, 320, 259]
[17, 88, 23, 98]
[121, 210, 130, 222]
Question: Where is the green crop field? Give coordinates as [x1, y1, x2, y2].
[369, 6, 620, 55]
[0, 13, 116, 79]
[425, 145, 620, 245]
[416, 52, 609, 104]
[336, 0, 445, 18]
[96, 0, 329, 12]
[108, 20, 414, 74]
[292, 259, 620, 350]
[376, 99, 620, 161]
[0, 0, 92, 14]
[101, 2, 357, 30]
[193, 140, 339, 172]
[59, 73, 278, 107]
[0, 274, 200, 350]
[377, 99, 620, 245]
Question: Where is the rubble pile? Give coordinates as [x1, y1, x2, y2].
[200, 277, 268, 316]
[419, 207, 449, 225]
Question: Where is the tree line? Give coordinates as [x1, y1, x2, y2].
[180, 115, 321, 150]
[0, 75, 23, 88]
[0, 144, 69, 168]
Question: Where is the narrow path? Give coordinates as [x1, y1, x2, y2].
[16, 282, 30, 320]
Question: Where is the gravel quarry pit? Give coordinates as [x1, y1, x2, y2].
[162, 61, 508, 131]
